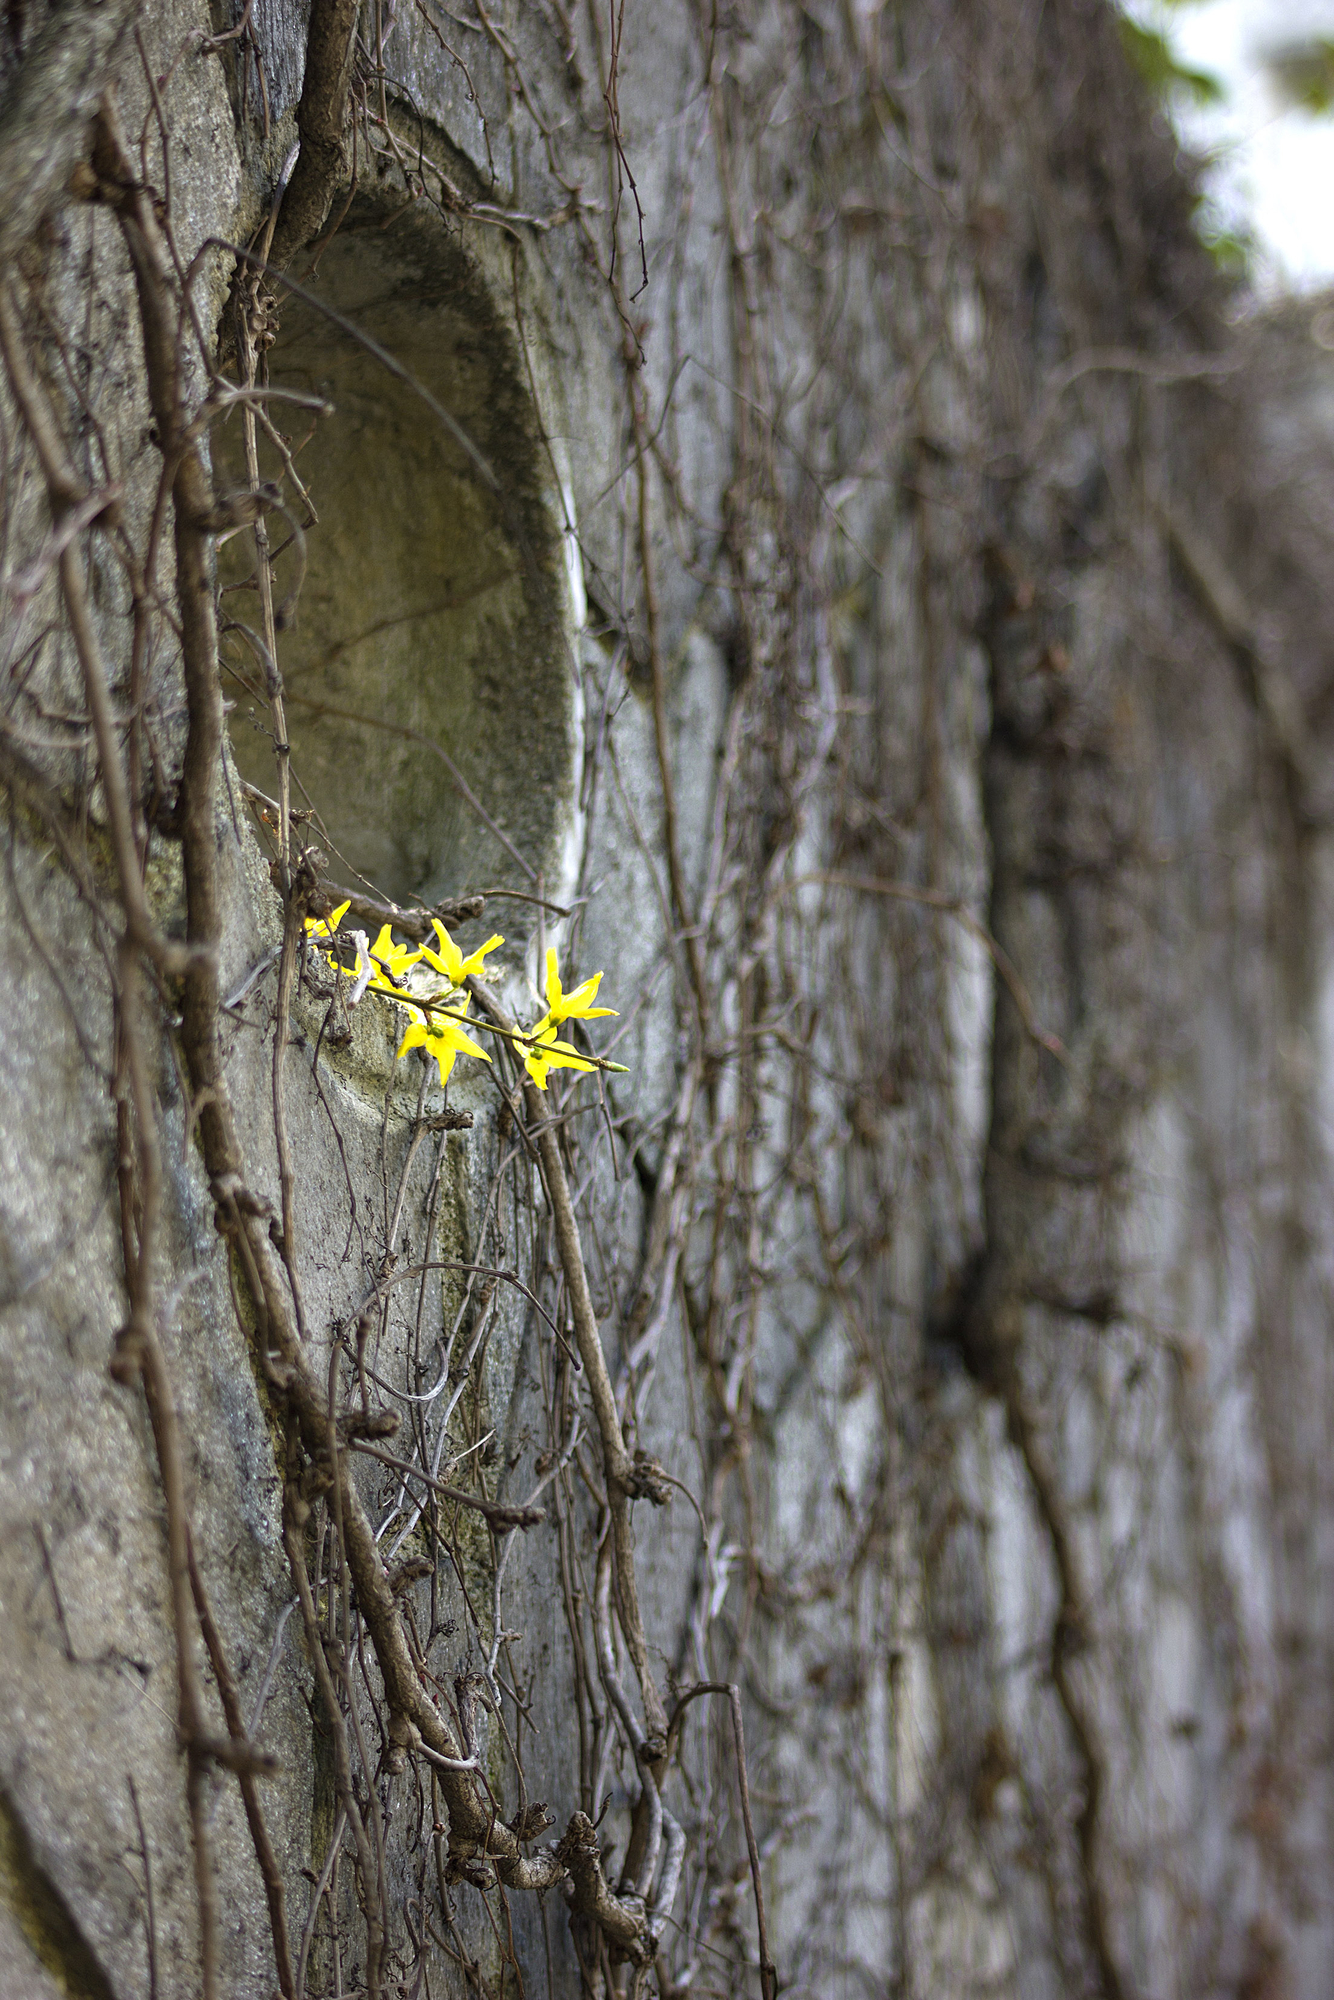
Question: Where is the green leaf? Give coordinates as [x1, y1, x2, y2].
[1119, 19, 1225, 105]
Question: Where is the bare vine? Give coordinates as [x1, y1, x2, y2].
[1, 1, 1300, 1996]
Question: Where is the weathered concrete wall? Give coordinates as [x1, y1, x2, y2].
[3, 1, 1334, 1996]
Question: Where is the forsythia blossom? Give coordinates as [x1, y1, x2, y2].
[302, 905, 623, 1094]
[304, 901, 351, 956]
[516, 947, 619, 1091]
[518, 1020, 597, 1091]
[303, 902, 375, 1000]
[396, 995, 491, 1087]
[541, 948, 616, 1026]
[417, 919, 504, 985]
[368, 922, 423, 984]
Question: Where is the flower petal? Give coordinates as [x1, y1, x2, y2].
[545, 962, 617, 1022]
[544, 947, 564, 1016]
[520, 1019, 598, 1090]
[428, 921, 465, 983]
[459, 934, 505, 979]
[396, 1020, 428, 1060]
[304, 899, 351, 945]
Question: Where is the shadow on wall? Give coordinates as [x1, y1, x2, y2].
[215, 201, 571, 920]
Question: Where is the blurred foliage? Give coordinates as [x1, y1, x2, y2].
[1118, 18, 1224, 104]
[1266, 39, 1334, 117]
[1194, 207, 1252, 276]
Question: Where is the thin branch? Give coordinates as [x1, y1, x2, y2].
[795, 869, 1068, 1061]
[469, 977, 669, 1742]
[187, 1532, 296, 1999]
[265, 0, 360, 274]
[347, 1441, 548, 1528]
[662, 1683, 775, 2000]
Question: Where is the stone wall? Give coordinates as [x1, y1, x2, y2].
[2, 2, 1333, 1996]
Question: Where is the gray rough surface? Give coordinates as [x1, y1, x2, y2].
[2, 1, 1334, 1997]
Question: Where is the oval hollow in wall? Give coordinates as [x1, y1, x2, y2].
[217, 205, 572, 926]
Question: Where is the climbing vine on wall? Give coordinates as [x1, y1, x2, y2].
[1, 8, 787, 1994]
[4, 0, 1297, 1994]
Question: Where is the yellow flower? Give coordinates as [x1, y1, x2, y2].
[304, 900, 350, 948]
[396, 993, 492, 1088]
[368, 922, 423, 984]
[542, 947, 617, 1023]
[518, 1019, 599, 1092]
[418, 920, 505, 987]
